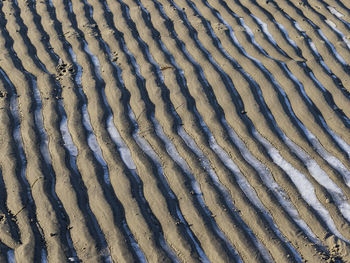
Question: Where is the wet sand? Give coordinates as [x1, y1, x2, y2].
[0, 0, 350, 262]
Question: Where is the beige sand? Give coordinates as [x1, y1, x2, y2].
[0, 0, 350, 262]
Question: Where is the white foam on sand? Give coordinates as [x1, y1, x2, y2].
[327, 6, 344, 18]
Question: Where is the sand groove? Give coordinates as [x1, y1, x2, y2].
[1, 0, 350, 262]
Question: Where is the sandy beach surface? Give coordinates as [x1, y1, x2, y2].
[1, 0, 350, 262]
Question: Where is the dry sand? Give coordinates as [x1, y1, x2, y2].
[0, 0, 350, 262]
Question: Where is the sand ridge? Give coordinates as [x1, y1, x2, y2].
[0, 0, 350, 262]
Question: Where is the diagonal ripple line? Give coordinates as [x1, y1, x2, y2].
[48, 0, 147, 261]
[2, 0, 350, 262]
[99, 0, 251, 260]
[133, 0, 326, 260]
[170, 0, 350, 231]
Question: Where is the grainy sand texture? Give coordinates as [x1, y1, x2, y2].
[1, 0, 350, 262]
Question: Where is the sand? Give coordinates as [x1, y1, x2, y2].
[0, 0, 350, 262]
